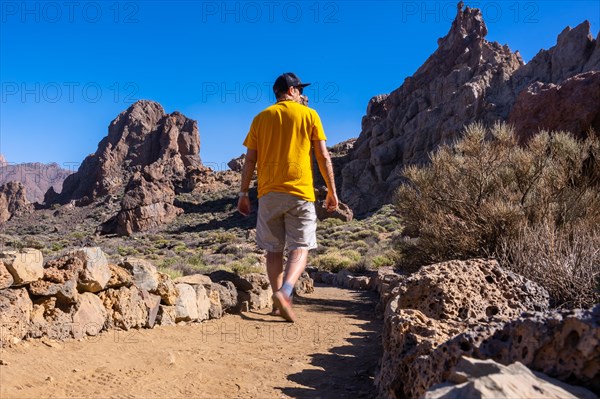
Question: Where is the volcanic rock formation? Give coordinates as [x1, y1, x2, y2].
[0, 181, 33, 223]
[341, 4, 600, 214]
[45, 100, 201, 205]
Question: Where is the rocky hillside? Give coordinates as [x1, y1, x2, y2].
[341, 4, 600, 215]
[0, 155, 72, 203]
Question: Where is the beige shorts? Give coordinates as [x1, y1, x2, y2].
[256, 192, 317, 252]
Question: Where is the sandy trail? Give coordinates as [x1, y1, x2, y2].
[0, 285, 382, 399]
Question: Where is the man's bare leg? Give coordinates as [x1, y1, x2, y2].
[282, 249, 309, 287]
[272, 249, 309, 322]
[266, 251, 284, 293]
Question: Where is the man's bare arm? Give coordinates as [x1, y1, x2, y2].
[313, 140, 339, 211]
[240, 149, 257, 192]
[238, 148, 257, 216]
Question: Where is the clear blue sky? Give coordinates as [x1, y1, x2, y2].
[1, 1, 598, 170]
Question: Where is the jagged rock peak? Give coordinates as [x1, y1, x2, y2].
[439, 3, 488, 49]
[340, 2, 523, 215]
[46, 100, 201, 205]
[0, 154, 7, 167]
[107, 100, 166, 144]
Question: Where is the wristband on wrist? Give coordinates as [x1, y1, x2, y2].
[238, 191, 249, 198]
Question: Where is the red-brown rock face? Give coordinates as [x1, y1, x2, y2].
[509, 71, 600, 142]
[0, 181, 33, 223]
[46, 100, 201, 205]
[341, 4, 600, 215]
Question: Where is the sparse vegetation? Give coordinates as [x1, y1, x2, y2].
[395, 123, 600, 307]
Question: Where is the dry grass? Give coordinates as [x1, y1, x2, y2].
[496, 221, 600, 308]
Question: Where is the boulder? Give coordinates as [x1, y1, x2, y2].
[0, 260, 14, 289]
[28, 278, 79, 305]
[154, 272, 179, 305]
[424, 357, 597, 399]
[294, 272, 314, 296]
[72, 293, 107, 339]
[140, 289, 161, 328]
[211, 281, 238, 313]
[69, 247, 111, 293]
[227, 153, 246, 172]
[209, 270, 253, 291]
[98, 286, 148, 330]
[0, 288, 33, 345]
[0, 248, 43, 285]
[237, 274, 272, 311]
[121, 257, 159, 292]
[391, 259, 549, 322]
[377, 259, 551, 399]
[110, 172, 183, 236]
[335, 269, 353, 287]
[174, 274, 212, 288]
[206, 288, 223, 319]
[28, 254, 83, 304]
[193, 284, 210, 321]
[28, 296, 74, 340]
[350, 276, 370, 290]
[156, 305, 177, 326]
[314, 187, 354, 222]
[174, 283, 199, 322]
[105, 264, 133, 289]
[312, 270, 336, 285]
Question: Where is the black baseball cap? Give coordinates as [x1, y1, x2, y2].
[273, 72, 311, 96]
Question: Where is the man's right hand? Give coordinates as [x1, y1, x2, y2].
[238, 196, 251, 216]
[325, 192, 339, 213]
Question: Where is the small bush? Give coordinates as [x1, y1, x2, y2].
[312, 249, 362, 273]
[395, 123, 600, 307]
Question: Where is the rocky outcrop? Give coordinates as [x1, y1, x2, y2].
[424, 357, 597, 399]
[0, 181, 33, 223]
[186, 166, 240, 194]
[509, 71, 600, 141]
[341, 4, 600, 214]
[47, 100, 201, 205]
[102, 170, 183, 236]
[377, 259, 550, 398]
[0, 159, 72, 203]
[228, 154, 246, 172]
[510, 21, 599, 93]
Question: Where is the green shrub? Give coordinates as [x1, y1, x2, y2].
[312, 249, 362, 273]
[395, 123, 600, 307]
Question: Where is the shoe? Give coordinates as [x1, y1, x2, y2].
[272, 291, 296, 322]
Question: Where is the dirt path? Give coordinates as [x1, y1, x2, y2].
[0, 285, 382, 399]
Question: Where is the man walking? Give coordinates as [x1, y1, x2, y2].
[237, 72, 338, 322]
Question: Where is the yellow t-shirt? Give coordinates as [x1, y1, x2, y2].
[243, 100, 327, 201]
